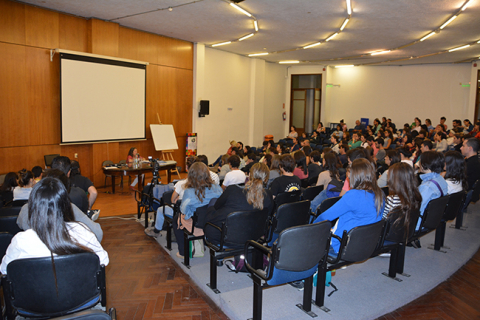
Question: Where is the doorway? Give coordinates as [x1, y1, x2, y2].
[290, 74, 322, 136]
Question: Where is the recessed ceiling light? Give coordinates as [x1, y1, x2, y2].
[440, 15, 457, 29]
[371, 50, 391, 55]
[303, 42, 321, 49]
[279, 60, 299, 64]
[335, 65, 354, 68]
[420, 32, 436, 42]
[448, 44, 470, 52]
[340, 19, 350, 31]
[248, 52, 269, 57]
[212, 41, 231, 47]
[326, 33, 338, 41]
[230, 3, 252, 17]
[346, 0, 352, 15]
[239, 33, 254, 41]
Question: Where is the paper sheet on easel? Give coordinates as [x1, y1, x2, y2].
[150, 124, 179, 151]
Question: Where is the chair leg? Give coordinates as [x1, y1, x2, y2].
[296, 276, 316, 317]
[382, 247, 402, 282]
[207, 249, 220, 293]
[252, 276, 263, 320]
[165, 223, 172, 251]
[455, 211, 465, 229]
[396, 244, 410, 277]
[183, 234, 191, 268]
[314, 266, 329, 312]
[431, 222, 447, 252]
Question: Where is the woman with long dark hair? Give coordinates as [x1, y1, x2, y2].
[1, 177, 108, 274]
[173, 162, 223, 258]
[382, 163, 422, 240]
[203, 163, 273, 243]
[313, 158, 384, 253]
[0, 172, 18, 206]
[443, 151, 467, 194]
[293, 150, 308, 179]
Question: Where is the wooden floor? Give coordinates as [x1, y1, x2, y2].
[95, 183, 480, 320]
[101, 216, 228, 320]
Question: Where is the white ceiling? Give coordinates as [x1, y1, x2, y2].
[19, 0, 480, 66]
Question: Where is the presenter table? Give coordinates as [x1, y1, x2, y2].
[103, 161, 177, 193]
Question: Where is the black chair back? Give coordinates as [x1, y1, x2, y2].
[0, 215, 23, 235]
[381, 187, 389, 196]
[273, 221, 331, 272]
[385, 209, 420, 244]
[162, 190, 174, 206]
[317, 196, 341, 215]
[0, 206, 22, 217]
[421, 195, 449, 230]
[44, 154, 60, 168]
[274, 190, 301, 208]
[223, 208, 270, 248]
[0, 232, 13, 259]
[2, 252, 106, 318]
[340, 220, 385, 262]
[302, 185, 324, 201]
[272, 200, 310, 235]
[470, 180, 480, 203]
[10, 199, 28, 207]
[443, 191, 466, 221]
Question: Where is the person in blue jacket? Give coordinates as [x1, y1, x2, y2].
[313, 158, 384, 254]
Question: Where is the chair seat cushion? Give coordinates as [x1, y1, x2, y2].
[266, 264, 318, 286]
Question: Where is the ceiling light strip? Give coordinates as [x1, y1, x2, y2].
[229, 3, 252, 17]
[209, 1, 259, 47]
[420, 32, 436, 42]
[248, 52, 268, 57]
[279, 60, 300, 64]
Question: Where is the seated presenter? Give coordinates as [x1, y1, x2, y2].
[127, 147, 145, 190]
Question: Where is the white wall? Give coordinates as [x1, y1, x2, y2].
[193, 47, 287, 162]
[264, 62, 288, 142]
[325, 64, 472, 129]
[469, 60, 480, 120]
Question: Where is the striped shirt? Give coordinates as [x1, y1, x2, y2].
[382, 195, 401, 219]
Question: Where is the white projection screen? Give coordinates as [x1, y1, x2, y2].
[60, 53, 146, 144]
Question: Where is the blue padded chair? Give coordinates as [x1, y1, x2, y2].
[315, 220, 385, 313]
[245, 221, 332, 320]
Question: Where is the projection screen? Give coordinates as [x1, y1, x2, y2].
[60, 52, 147, 144]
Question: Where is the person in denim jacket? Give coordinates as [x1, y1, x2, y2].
[416, 151, 448, 230]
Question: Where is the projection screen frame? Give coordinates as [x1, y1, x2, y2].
[59, 50, 148, 144]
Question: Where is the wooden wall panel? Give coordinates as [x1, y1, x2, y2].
[175, 68, 194, 135]
[145, 64, 159, 139]
[0, 0, 25, 44]
[1, 1, 193, 187]
[59, 14, 87, 52]
[25, 47, 60, 146]
[0, 145, 61, 174]
[25, 5, 59, 48]
[88, 19, 119, 57]
[0, 43, 28, 148]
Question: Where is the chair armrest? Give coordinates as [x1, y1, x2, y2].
[244, 240, 272, 281]
[327, 232, 348, 264]
[204, 222, 224, 251]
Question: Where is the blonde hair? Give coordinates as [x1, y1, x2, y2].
[244, 163, 269, 209]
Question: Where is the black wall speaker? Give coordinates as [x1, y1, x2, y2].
[199, 100, 209, 117]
